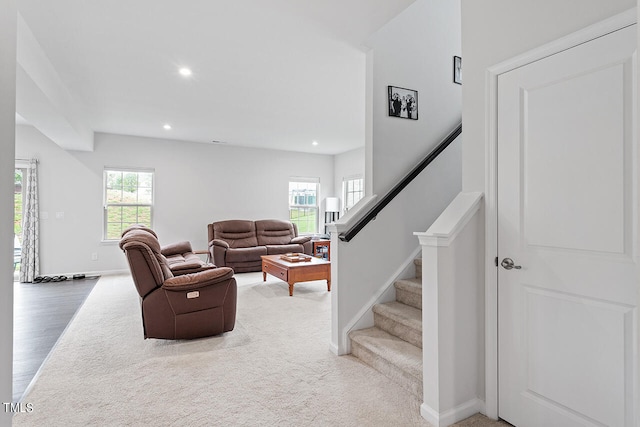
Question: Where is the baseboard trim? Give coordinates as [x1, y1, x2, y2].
[97, 269, 129, 276]
[33, 269, 129, 279]
[421, 398, 485, 427]
[329, 342, 339, 355]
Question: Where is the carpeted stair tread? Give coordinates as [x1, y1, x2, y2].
[394, 277, 422, 291]
[373, 301, 422, 347]
[395, 277, 422, 310]
[350, 327, 422, 398]
[414, 258, 422, 279]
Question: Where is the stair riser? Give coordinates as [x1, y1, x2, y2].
[395, 288, 421, 310]
[374, 312, 422, 349]
[351, 340, 422, 399]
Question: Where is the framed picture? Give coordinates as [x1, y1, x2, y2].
[387, 86, 418, 120]
[453, 56, 462, 85]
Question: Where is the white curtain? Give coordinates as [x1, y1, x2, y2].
[20, 158, 40, 283]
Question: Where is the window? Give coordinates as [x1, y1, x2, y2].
[343, 176, 364, 213]
[288, 177, 319, 234]
[104, 169, 154, 240]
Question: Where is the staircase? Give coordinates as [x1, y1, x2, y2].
[349, 258, 423, 398]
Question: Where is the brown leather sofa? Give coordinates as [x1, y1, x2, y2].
[120, 227, 237, 340]
[122, 224, 215, 276]
[208, 219, 312, 272]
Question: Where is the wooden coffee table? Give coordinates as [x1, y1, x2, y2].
[261, 254, 331, 296]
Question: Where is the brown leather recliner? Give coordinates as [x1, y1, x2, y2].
[119, 228, 237, 340]
[122, 224, 216, 276]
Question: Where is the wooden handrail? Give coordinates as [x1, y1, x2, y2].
[338, 123, 462, 242]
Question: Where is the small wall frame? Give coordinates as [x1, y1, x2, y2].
[453, 56, 462, 85]
[387, 86, 418, 120]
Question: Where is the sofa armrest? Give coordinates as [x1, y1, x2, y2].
[291, 236, 312, 245]
[162, 267, 234, 292]
[209, 239, 230, 249]
[161, 241, 193, 256]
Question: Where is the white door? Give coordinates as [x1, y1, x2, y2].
[498, 25, 637, 427]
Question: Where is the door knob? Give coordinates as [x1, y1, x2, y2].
[501, 258, 522, 270]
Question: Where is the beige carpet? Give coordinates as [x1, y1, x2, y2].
[13, 272, 442, 426]
[451, 414, 512, 427]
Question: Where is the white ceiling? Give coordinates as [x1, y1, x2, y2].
[17, 0, 416, 155]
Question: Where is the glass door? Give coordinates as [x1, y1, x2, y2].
[14, 168, 25, 281]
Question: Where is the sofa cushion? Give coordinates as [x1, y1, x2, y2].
[212, 220, 258, 248]
[165, 253, 202, 271]
[255, 219, 296, 246]
[165, 252, 215, 274]
[228, 261, 263, 273]
[161, 240, 193, 256]
[265, 244, 305, 255]
[225, 246, 267, 263]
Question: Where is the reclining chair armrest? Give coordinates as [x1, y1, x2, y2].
[209, 239, 230, 249]
[162, 267, 234, 292]
[161, 241, 193, 256]
[193, 249, 213, 266]
[208, 241, 228, 267]
[291, 236, 312, 245]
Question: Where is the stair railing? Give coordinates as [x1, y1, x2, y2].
[338, 123, 462, 242]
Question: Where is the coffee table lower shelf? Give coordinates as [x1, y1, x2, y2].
[261, 254, 331, 296]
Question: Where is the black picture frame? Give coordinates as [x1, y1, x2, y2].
[453, 56, 462, 85]
[387, 86, 418, 120]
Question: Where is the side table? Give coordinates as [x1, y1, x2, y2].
[312, 239, 330, 261]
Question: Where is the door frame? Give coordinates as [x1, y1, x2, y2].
[483, 8, 638, 420]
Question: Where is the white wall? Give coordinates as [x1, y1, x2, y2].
[0, 1, 16, 423]
[330, 0, 462, 355]
[15, 127, 334, 275]
[366, 0, 461, 195]
[461, 0, 635, 192]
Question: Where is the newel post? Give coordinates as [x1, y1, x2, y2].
[414, 192, 484, 427]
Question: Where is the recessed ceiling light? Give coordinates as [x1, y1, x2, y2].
[312, 141, 318, 146]
[179, 67, 192, 77]
[163, 124, 172, 130]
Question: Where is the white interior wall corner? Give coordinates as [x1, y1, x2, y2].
[0, 0, 17, 424]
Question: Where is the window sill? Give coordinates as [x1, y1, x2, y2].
[100, 239, 120, 245]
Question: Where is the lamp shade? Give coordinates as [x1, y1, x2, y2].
[325, 197, 340, 212]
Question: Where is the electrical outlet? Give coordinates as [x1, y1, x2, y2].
[55, 211, 64, 219]
[91, 252, 98, 261]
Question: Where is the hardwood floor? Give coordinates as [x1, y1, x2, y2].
[13, 277, 99, 402]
